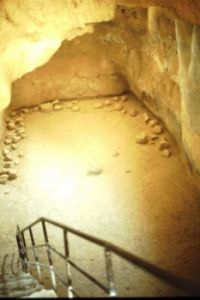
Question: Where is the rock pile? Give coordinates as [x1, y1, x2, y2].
[134, 111, 172, 157]
[0, 108, 28, 184]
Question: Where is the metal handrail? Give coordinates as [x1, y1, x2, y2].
[16, 217, 200, 297]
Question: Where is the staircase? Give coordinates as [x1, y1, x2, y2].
[0, 272, 57, 298]
[1, 216, 200, 297]
[0, 253, 57, 298]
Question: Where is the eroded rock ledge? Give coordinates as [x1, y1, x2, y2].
[0, 0, 200, 184]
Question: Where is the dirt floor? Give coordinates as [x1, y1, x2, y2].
[0, 94, 200, 297]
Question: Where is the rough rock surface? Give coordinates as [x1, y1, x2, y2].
[0, 0, 199, 183]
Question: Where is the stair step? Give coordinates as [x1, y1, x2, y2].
[0, 272, 44, 298]
[0, 284, 43, 298]
[24, 289, 58, 298]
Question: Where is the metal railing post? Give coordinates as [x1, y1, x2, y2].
[63, 229, 73, 298]
[29, 227, 42, 280]
[42, 220, 57, 290]
[104, 248, 117, 297]
[16, 226, 28, 272]
[21, 231, 30, 273]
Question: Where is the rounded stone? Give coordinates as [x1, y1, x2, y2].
[94, 102, 104, 109]
[136, 132, 148, 144]
[114, 103, 123, 111]
[152, 125, 163, 134]
[8, 170, 17, 180]
[129, 109, 138, 117]
[7, 121, 16, 130]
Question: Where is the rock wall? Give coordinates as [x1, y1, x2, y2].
[11, 33, 128, 108]
[0, 0, 116, 110]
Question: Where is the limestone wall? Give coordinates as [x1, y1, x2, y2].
[11, 32, 128, 108]
[0, 0, 116, 110]
[1, 0, 200, 183]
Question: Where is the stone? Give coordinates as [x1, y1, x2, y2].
[11, 144, 18, 150]
[32, 106, 39, 112]
[149, 119, 159, 127]
[72, 105, 80, 112]
[113, 96, 119, 101]
[4, 139, 12, 145]
[5, 132, 14, 139]
[39, 102, 53, 112]
[21, 108, 29, 114]
[0, 174, 9, 184]
[67, 102, 73, 109]
[15, 117, 23, 124]
[21, 133, 27, 139]
[121, 94, 129, 102]
[122, 109, 127, 114]
[4, 162, 11, 169]
[8, 169, 17, 180]
[12, 136, 21, 143]
[52, 99, 60, 105]
[18, 152, 24, 158]
[129, 109, 138, 117]
[159, 140, 170, 150]
[10, 111, 18, 117]
[54, 104, 63, 111]
[2, 148, 10, 156]
[72, 100, 78, 105]
[143, 112, 151, 123]
[125, 169, 132, 173]
[87, 167, 102, 176]
[152, 125, 163, 134]
[4, 154, 12, 162]
[94, 102, 104, 109]
[150, 134, 159, 141]
[162, 149, 171, 157]
[7, 121, 16, 130]
[18, 121, 25, 127]
[136, 132, 148, 144]
[14, 159, 20, 166]
[113, 152, 120, 157]
[17, 127, 26, 135]
[0, 169, 9, 175]
[105, 106, 113, 112]
[5, 117, 12, 124]
[104, 99, 111, 106]
[114, 103, 123, 111]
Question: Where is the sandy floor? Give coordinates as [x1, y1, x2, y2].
[0, 95, 200, 297]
